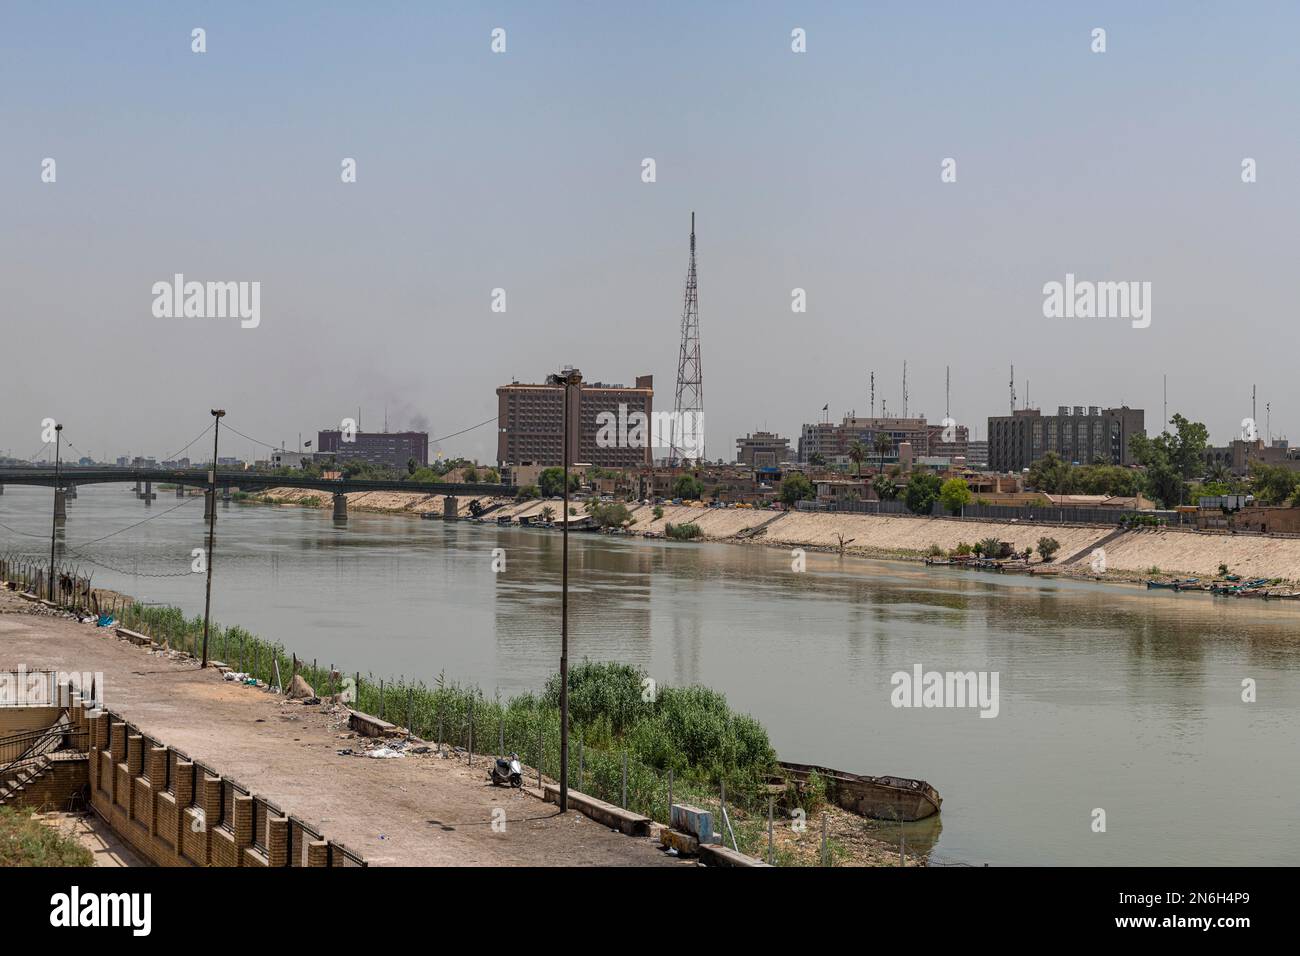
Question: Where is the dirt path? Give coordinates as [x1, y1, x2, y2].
[0, 592, 687, 867]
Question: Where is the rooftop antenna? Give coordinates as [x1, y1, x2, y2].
[945, 366, 950, 420]
[1009, 364, 1016, 415]
[902, 361, 908, 418]
[1252, 385, 1257, 434]
[870, 372, 875, 418]
[1266, 402, 1271, 444]
[1025, 379, 1029, 410]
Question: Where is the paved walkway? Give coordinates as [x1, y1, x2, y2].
[0, 592, 686, 867]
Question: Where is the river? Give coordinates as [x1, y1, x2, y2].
[2, 483, 1297, 865]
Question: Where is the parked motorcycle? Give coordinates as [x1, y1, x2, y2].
[490, 752, 523, 788]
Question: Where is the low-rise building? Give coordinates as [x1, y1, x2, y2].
[735, 431, 790, 469]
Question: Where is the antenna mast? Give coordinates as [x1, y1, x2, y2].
[670, 212, 704, 464]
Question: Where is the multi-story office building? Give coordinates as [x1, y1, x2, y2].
[316, 429, 429, 470]
[798, 415, 937, 465]
[987, 405, 1145, 472]
[735, 431, 790, 469]
[496, 371, 654, 469]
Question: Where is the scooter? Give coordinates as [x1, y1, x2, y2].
[490, 752, 523, 788]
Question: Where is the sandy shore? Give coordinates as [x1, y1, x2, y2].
[250, 488, 1300, 585]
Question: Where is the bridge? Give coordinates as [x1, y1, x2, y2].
[0, 466, 516, 522]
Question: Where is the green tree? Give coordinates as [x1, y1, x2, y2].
[872, 472, 899, 501]
[539, 467, 579, 497]
[515, 484, 541, 501]
[1129, 414, 1210, 508]
[1249, 461, 1300, 505]
[1036, 536, 1060, 561]
[938, 477, 973, 515]
[1027, 451, 1075, 493]
[873, 432, 893, 470]
[539, 505, 556, 522]
[671, 474, 705, 500]
[847, 439, 868, 477]
[807, 453, 827, 468]
[905, 472, 943, 514]
[779, 473, 814, 506]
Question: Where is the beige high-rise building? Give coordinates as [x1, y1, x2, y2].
[496, 371, 653, 469]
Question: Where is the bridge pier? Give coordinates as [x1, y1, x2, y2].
[65, 482, 76, 499]
[142, 480, 155, 504]
[134, 479, 142, 498]
[332, 493, 348, 523]
[1, 482, 6, 494]
[222, 486, 232, 504]
[53, 489, 67, 521]
[177, 484, 186, 498]
[443, 495, 459, 520]
[204, 489, 216, 520]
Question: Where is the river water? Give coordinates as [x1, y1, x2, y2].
[3, 483, 1297, 866]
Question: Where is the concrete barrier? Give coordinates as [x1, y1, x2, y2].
[698, 843, 772, 867]
[347, 709, 398, 737]
[114, 627, 157, 648]
[542, 783, 653, 837]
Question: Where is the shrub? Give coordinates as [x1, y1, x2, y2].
[1036, 537, 1060, 561]
[665, 522, 703, 541]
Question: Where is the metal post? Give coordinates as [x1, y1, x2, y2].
[201, 410, 224, 668]
[467, 698, 473, 766]
[499, 716, 504, 756]
[559, 377, 569, 811]
[768, 797, 774, 864]
[49, 423, 62, 603]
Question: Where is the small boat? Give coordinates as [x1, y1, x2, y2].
[771, 760, 942, 822]
[496, 516, 513, 526]
[1145, 580, 1180, 589]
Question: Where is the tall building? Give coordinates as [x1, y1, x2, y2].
[735, 431, 790, 468]
[987, 405, 1144, 472]
[496, 371, 654, 470]
[316, 429, 429, 470]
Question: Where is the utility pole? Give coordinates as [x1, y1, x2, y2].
[201, 409, 225, 668]
[870, 372, 875, 418]
[902, 361, 908, 418]
[49, 422, 62, 602]
[945, 366, 950, 421]
[1009, 364, 1015, 415]
[547, 369, 581, 812]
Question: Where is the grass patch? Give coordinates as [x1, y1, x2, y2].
[0, 807, 94, 867]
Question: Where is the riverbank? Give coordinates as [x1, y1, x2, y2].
[253, 487, 1300, 587]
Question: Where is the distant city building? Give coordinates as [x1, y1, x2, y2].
[317, 430, 428, 471]
[987, 405, 1145, 473]
[270, 450, 310, 469]
[495, 371, 654, 470]
[965, 440, 989, 469]
[1204, 438, 1300, 477]
[798, 415, 944, 466]
[735, 431, 790, 469]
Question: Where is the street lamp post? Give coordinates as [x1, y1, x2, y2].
[547, 369, 582, 813]
[201, 409, 225, 668]
[49, 423, 62, 602]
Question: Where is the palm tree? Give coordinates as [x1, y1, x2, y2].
[539, 505, 556, 523]
[848, 439, 867, 477]
[873, 432, 893, 471]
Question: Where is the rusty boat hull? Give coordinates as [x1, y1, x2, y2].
[776, 761, 942, 822]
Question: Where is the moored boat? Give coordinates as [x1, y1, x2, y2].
[772, 760, 942, 821]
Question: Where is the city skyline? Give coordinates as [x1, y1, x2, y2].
[5, 3, 1299, 463]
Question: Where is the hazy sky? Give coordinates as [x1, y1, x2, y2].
[4, 1, 1298, 464]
